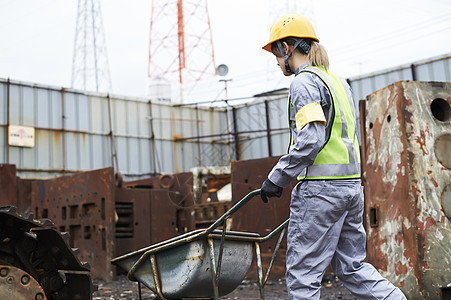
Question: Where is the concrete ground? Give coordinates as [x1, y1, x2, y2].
[92, 275, 357, 299]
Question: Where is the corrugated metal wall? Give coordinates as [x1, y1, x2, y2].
[348, 54, 451, 102]
[1, 53, 450, 179]
[236, 96, 289, 161]
[348, 53, 450, 142]
[0, 80, 229, 179]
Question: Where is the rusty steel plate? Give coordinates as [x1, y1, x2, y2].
[231, 156, 295, 280]
[0, 164, 18, 207]
[0, 265, 47, 300]
[362, 81, 451, 299]
[30, 168, 116, 280]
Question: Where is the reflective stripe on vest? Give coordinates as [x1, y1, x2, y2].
[287, 93, 294, 153]
[288, 66, 360, 180]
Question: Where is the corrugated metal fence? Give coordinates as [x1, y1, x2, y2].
[0, 81, 230, 179]
[1, 53, 450, 179]
[349, 53, 451, 102]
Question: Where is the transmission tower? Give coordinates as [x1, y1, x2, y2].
[147, 0, 217, 101]
[71, 0, 112, 93]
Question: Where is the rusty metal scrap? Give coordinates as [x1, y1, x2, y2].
[0, 265, 47, 300]
[231, 156, 295, 280]
[29, 168, 117, 280]
[195, 201, 231, 228]
[191, 166, 232, 228]
[0, 166, 196, 281]
[0, 206, 95, 300]
[116, 172, 196, 255]
[360, 81, 451, 299]
[0, 164, 17, 206]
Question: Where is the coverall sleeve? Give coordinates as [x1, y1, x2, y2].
[267, 73, 329, 188]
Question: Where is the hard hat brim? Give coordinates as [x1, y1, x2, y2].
[262, 35, 319, 52]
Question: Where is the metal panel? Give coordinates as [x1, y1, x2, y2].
[64, 92, 89, 132]
[240, 136, 268, 161]
[88, 95, 108, 133]
[416, 58, 451, 82]
[35, 129, 63, 170]
[114, 172, 196, 258]
[235, 96, 290, 160]
[349, 54, 451, 103]
[111, 96, 127, 134]
[30, 168, 116, 280]
[0, 127, 4, 161]
[231, 157, 294, 280]
[361, 81, 451, 299]
[0, 164, 17, 206]
[120, 172, 195, 241]
[0, 81, 6, 124]
[270, 131, 289, 155]
[91, 134, 111, 170]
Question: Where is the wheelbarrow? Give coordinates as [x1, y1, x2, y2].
[111, 189, 289, 300]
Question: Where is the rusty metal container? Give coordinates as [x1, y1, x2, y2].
[360, 81, 451, 299]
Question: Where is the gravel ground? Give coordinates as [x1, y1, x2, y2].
[92, 275, 358, 300]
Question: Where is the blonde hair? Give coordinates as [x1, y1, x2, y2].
[307, 41, 329, 70]
[271, 38, 330, 70]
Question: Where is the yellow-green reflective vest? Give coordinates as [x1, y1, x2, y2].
[288, 66, 361, 180]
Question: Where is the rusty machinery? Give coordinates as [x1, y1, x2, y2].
[0, 165, 195, 286]
[360, 81, 450, 299]
[0, 206, 95, 300]
[192, 167, 232, 229]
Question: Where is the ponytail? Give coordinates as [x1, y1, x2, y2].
[307, 41, 329, 70]
[270, 38, 330, 70]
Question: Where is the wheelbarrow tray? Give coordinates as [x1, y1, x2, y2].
[112, 229, 260, 298]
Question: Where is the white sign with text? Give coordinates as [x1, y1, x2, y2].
[8, 125, 35, 147]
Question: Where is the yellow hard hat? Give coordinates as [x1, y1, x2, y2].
[262, 13, 319, 52]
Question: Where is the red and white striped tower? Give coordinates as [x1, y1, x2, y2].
[148, 0, 217, 102]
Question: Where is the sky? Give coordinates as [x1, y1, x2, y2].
[1, 0, 451, 103]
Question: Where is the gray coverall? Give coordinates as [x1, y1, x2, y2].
[267, 63, 406, 299]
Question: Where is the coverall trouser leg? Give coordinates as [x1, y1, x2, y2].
[286, 180, 406, 300]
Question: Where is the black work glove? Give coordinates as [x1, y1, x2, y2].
[260, 179, 283, 203]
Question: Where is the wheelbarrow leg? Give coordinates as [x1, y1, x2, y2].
[138, 282, 142, 300]
[207, 238, 220, 300]
[254, 242, 265, 300]
[149, 253, 167, 300]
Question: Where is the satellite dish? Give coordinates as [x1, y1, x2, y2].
[216, 64, 229, 77]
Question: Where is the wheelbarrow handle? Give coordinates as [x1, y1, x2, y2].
[205, 189, 261, 233]
[127, 189, 263, 280]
